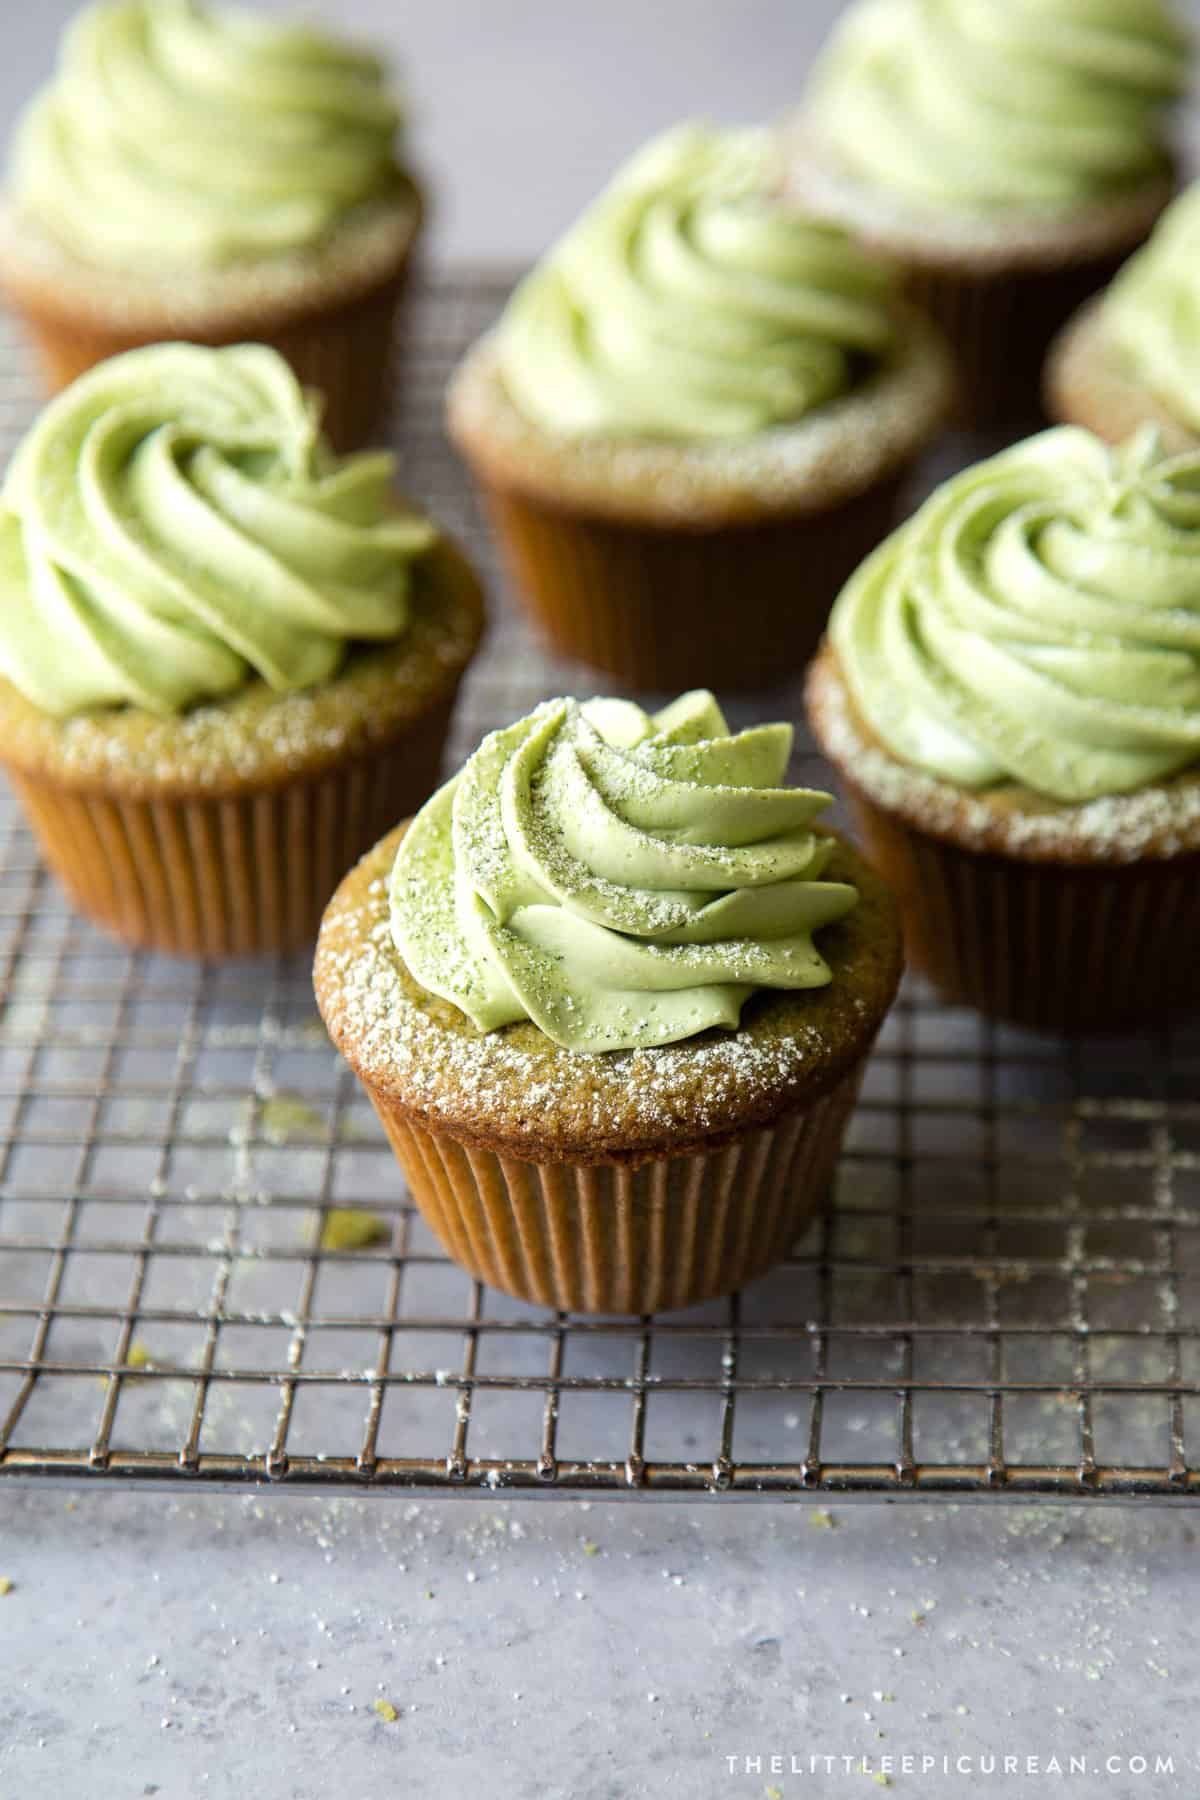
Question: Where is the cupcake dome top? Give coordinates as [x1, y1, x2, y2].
[805, 0, 1189, 216]
[391, 689, 859, 1052]
[830, 425, 1200, 804]
[9, 0, 404, 269]
[0, 341, 434, 718]
[494, 123, 904, 442]
[1104, 182, 1200, 432]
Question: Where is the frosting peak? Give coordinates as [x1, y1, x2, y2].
[831, 426, 1200, 804]
[11, 0, 403, 268]
[0, 342, 434, 718]
[806, 0, 1188, 214]
[495, 123, 901, 442]
[391, 691, 858, 1051]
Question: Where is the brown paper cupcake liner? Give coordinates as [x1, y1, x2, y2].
[904, 251, 1138, 431]
[4, 691, 455, 959]
[476, 473, 907, 692]
[15, 256, 411, 454]
[366, 1066, 862, 1314]
[839, 782, 1200, 1034]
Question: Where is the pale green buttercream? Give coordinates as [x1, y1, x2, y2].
[807, 0, 1188, 214]
[390, 691, 858, 1052]
[495, 123, 900, 441]
[830, 426, 1200, 804]
[1105, 181, 1200, 431]
[10, 0, 402, 268]
[0, 341, 434, 718]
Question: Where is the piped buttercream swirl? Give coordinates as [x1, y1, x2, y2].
[806, 0, 1188, 215]
[495, 123, 901, 442]
[830, 425, 1200, 803]
[391, 690, 858, 1052]
[10, 0, 403, 268]
[0, 341, 434, 718]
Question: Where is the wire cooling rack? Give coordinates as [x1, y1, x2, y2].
[0, 276, 1198, 1504]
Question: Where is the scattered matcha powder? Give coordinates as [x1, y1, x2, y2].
[319, 1210, 392, 1251]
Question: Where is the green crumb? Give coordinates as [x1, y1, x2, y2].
[766, 1787, 784, 1799]
[372, 1698, 398, 1724]
[910, 1612, 925, 1626]
[260, 1093, 329, 1146]
[0, 1578, 13, 1596]
[424, 1589, 435, 1601]
[99, 1339, 156, 1386]
[234, 1092, 329, 1148]
[319, 1209, 392, 1251]
[809, 1509, 835, 1530]
[874, 1777, 892, 1789]
[581, 1540, 600, 1558]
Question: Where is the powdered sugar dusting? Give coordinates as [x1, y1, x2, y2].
[782, 122, 1174, 271]
[316, 842, 898, 1162]
[0, 562, 482, 795]
[447, 318, 951, 529]
[811, 650, 1200, 865]
[0, 193, 419, 334]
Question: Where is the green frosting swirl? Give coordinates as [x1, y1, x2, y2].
[495, 123, 900, 441]
[830, 426, 1200, 804]
[807, 0, 1188, 213]
[10, 0, 402, 268]
[1105, 182, 1200, 432]
[0, 342, 434, 718]
[391, 691, 858, 1052]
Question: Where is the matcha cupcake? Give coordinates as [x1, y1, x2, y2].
[784, 0, 1189, 428]
[1047, 181, 1200, 451]
[0, 0, 421, 450]
[0, 342, 484, 958]
[315, 690, 902, 1314]
[447, 124, 952, 691]
[806, 427, 1200, 1034]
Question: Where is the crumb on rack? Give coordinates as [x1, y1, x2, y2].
[319, 1209, 392, 1251]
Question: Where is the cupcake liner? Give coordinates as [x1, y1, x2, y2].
[365, 1066, 863, 1314]
[3, 690, 456, 959]
[15, 258, 411, 455]
[839, 781, 1200, 1034]
[904, 250, 1137, 431]
[475, 472, 907, 691]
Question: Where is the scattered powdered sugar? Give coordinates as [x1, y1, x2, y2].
[0, 576, 481, 793]
[446, 319, 952, 529]
[1045, 298, 1197, 456]
[318, 871, 871, 1156]
[812, 654, 1200, 864]
[0, 192, 420, 333]
[781, 121, 1174, 269]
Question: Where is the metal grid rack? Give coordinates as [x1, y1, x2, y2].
[0, 277, 1198, 1504]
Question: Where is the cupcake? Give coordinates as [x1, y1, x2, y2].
[784, 0, 1189, 428]
[806, 426, 1200, 1035]
[0, 0, 421, 450]
[0, 341, 484, 959]
[447, 124, 952, 692]
[1047, 181, 1200, 451]
[314, 690, 902, 1314]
